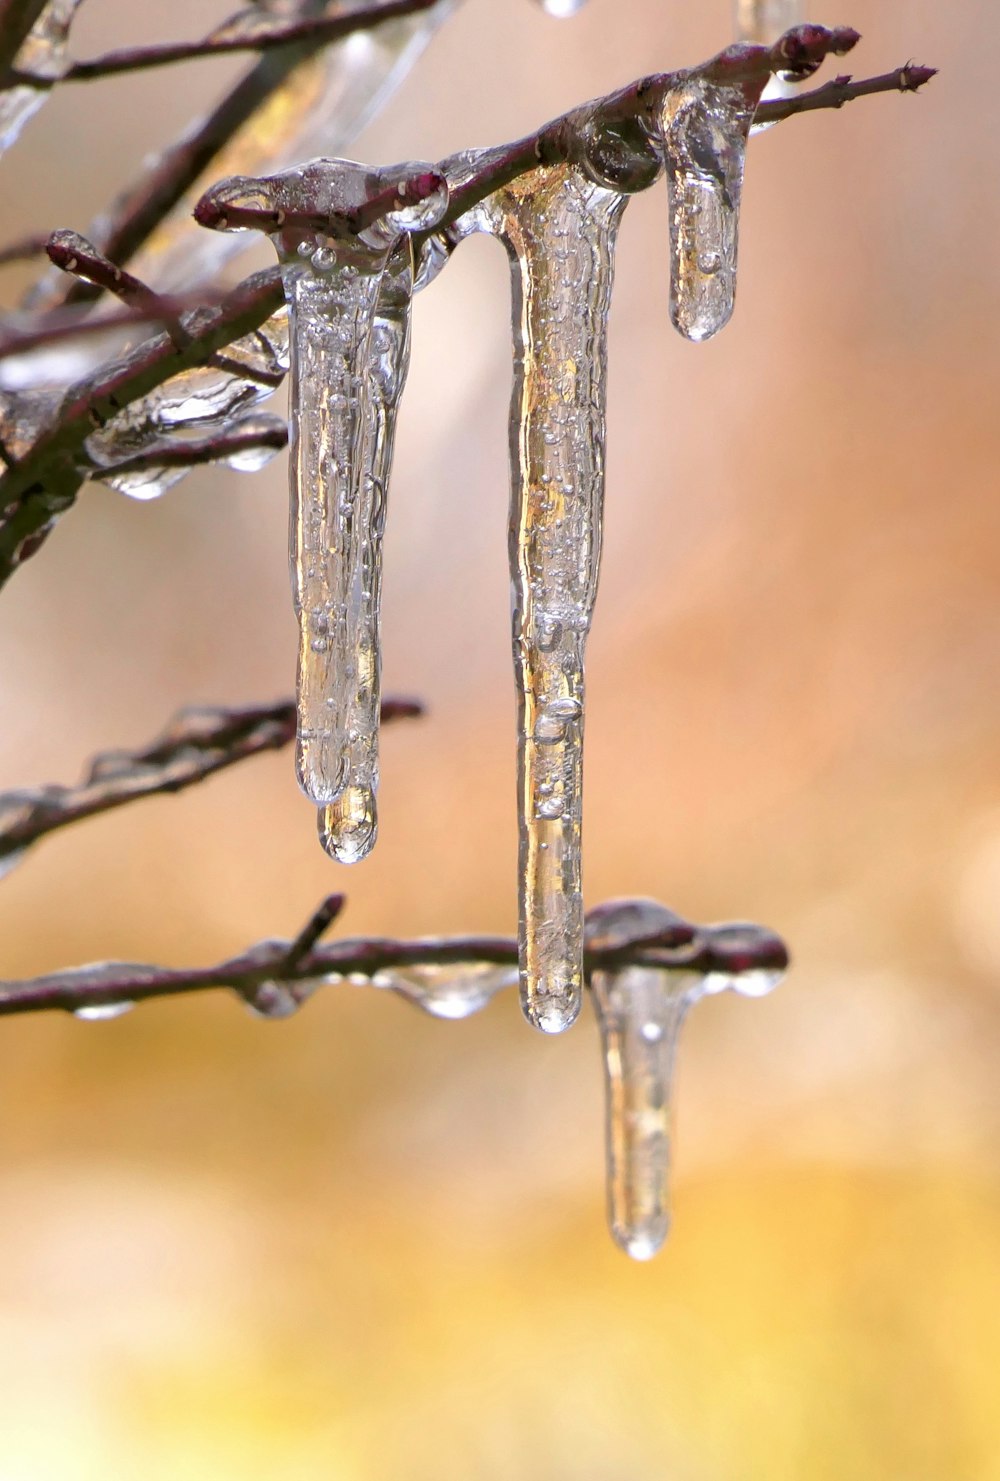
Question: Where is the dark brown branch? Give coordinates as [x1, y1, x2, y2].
[0, 297, 203, 363]
[0, 695, 422, 872]
[55, 0, 437, 83]
[81, 416, 287, 477]
[0, 897, 789, 1019]
[754, 61, 937, 125]
[0, 231, 50, 266]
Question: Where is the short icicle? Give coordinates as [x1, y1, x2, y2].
[587, 900, 785, 1260]
[658, 53, 769, 341]
[480, 166, 626, 1033]
[200, 161, 448, 863]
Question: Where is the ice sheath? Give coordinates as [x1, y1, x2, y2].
[481, 167, 626, 1034]
[285, 240, 412, 863]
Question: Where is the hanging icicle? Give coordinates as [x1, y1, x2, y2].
[467, 165, 626, 1034]
[587, 901, 785, 1260]
[657, 50, 769, 341]
[199, 160, 449, 862]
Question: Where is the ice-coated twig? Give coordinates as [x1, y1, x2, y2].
[587, 900, 785, 1260]
[0, 695, 422, 879]
[198, 161, 449, 860]
[30, 0, 458, 315]
[48, 0, 439, 83]
[0, 895, 787, 1021]
[0, 266, 285, 581]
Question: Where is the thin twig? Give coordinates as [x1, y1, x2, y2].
[754, 62, 937, 125]
[0, 696, 423, 870]
[0, 897, 789, 1018]
[54, 0, 437, 83]
[0, 297, 203, 363]
[0, 232, 50, 267]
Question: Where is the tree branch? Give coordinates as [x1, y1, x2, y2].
[0, 695, 422, 874]
[0, 895, 789, 1019]
[52, 0, 437, 84]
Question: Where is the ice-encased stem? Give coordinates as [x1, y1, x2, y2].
[286, 242, 412, 863]
[486, 167, 625, 1034]
[591, 963, 692, 1259]
[659, 66, 765, 341]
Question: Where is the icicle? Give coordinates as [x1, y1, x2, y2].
[372, 962, 517, 1019]
[200, 160, 448, 862]
[733, 0, 805, 127]
[467, 166, 626, 1033]
[658, 56, 768, 341]
[0, 0, 84, 157]
[588, 900, 784, 1260]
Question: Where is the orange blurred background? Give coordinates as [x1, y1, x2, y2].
[1, 1, 998, 1476]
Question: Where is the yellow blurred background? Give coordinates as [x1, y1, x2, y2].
[1, 1, 998, 1476]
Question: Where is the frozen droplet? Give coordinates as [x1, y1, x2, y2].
[658, 62, 767, 341]
[318, 785, 378, 864]
[242, 977, 316, 1018]
[74, 1000, 135, 1021]
[383, 962, 517, 1019]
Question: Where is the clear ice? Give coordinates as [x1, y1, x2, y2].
[200, 160, 449, 862]
[473, 165, 626, 1033]
[0, 0, 84, 157]
[588, 901, 784, 1260]
[532, 0, 590, 16]
[658, 56, 768, 340]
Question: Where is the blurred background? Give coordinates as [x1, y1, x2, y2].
[1, 0, 998, 1476]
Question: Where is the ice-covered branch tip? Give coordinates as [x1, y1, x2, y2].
[0, 695, 423, 880]
[0, 895, 788, 1020]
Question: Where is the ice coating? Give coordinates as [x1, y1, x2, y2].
[658, 59, 768, 341]
[205, 160, 447, 861]
[588, 900, 784, 1260]
[476, 165, 626, 1033]
[0, 0, 84, 157]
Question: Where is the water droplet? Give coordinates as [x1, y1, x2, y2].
[74, 1000, 134, 1021]
[318, 786, 378, 864]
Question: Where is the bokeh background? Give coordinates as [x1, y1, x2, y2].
[1, 1, 998, 1476]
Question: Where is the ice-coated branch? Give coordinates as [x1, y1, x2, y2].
[0, 695, 423, 878]
[0, 896, 788, 1020]
[0, 298, 201, 364]
[51, 0, 438, 84]
[0, 266, 285, 582]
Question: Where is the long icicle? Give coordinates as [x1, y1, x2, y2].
[481, 166, 626, 1033]
[588, 901, 785, 1260]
